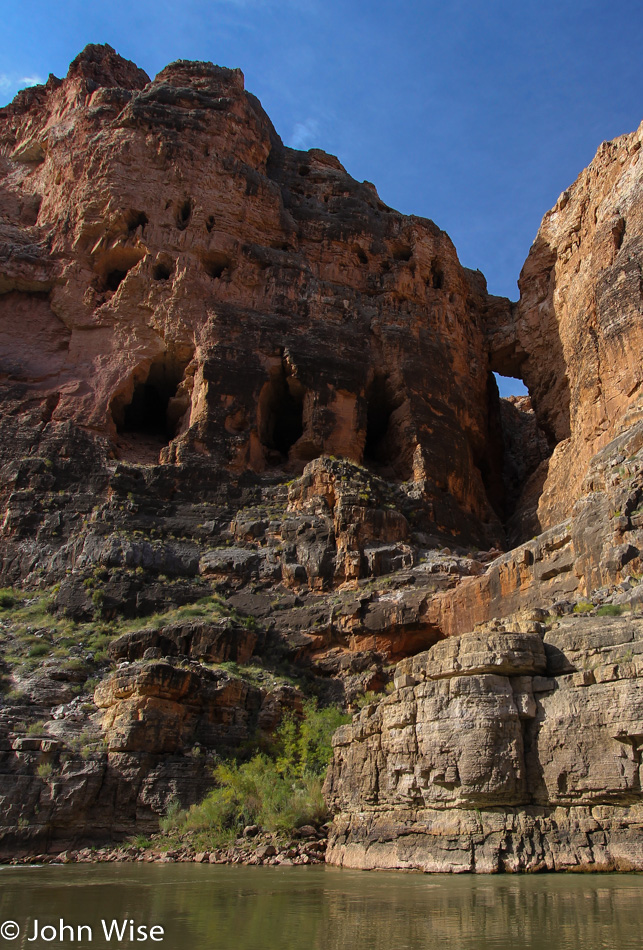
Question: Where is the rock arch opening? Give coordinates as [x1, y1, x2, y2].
[480, 370, 553, 546]
[111, 351, 193, 461]
[257, 362, 305, 465]
[493, 373, 528, 398]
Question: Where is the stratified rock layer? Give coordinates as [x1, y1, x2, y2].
[1, 45, 643, 863]
[325, 619, 643, 872]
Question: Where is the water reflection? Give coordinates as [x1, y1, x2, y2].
[0, 865, 641, 950]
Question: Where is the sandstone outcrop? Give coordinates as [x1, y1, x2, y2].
[0, 43, 515, 564]
[325, 618, 643, 872]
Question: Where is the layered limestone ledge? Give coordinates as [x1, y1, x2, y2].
[324, 621, 643, 872]
[326, 805, 643, 873]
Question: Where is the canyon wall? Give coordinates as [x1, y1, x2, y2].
[1, 45, 643, 860]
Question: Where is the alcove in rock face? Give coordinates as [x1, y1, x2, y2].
[257, 367, 305, 465]
[110, 352, 192, 463]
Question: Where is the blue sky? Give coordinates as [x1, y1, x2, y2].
[2, 0, 642, 395]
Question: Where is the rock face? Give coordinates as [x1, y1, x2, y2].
[0, 43, 515, 558]
[1, 45, 643, 863]
[325, 619, 643, 872]
[488, 121, 643, 532]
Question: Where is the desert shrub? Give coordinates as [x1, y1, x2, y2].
[596, 603, 623, 617]
[0, 591, 16, 609]
[161, 700, 349, 844]
[27, 643, 50, 658]
[37, 762, 53, 780]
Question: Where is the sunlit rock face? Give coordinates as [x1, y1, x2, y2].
[0, 43, 518, 560]
[487, 120, 643, 533]
[2, 45, 643, 861]
[325, 620, 643, 873]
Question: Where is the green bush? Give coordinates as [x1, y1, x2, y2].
[161, 700, 349, 845]
[27, 643, 50, 658]
[573, 600, 594, 613]
[37, 762, 53, 781]
[596, 603, 623, 617]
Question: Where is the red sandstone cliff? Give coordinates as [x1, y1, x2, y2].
[1, 45, 643, 862]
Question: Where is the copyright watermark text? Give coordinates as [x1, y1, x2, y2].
[0, 919, 164, 943]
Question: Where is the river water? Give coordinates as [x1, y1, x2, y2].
[0, 864, 641, 950]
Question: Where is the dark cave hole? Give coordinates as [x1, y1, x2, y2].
[126, 210, 148, 232]
[202, 252, 231, 280]
[105, 269, 128, 291]
[153, 262, 173, 281]
[206, 215, 215, 233]
[612, 216, 626, 251]
[273, 388, 303, 455]
[429, 259, 444, 290]
[96, 247, 146, 294]
[113, 357, 191, 446]
[258, 369, 305, 462]
[364, 375, 397, 467]
[298, 165, 310, 176]
[122, 382, 170, 438]
[393, 245, 412, 262]
[355, 246, 368, 265]
[176, 199, 192, 231]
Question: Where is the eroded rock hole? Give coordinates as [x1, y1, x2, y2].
[611, 216, 626, 251]
[258, 364, 305, 463]
[206, 215, 215, 233]
[95, 246, 145, 294]
[354, 246, 368, 265]
[429, 259, 444, 289]
[363, 375, 406, 474]
[125, 210, 148, 232]
[393, 245, 412, 262]
[202, 252, 231, 280]
[106, 269, 128, 291]
[176, 199, 192, 230]
[153, 261, 173, 281]
[112, 354, 192, 449]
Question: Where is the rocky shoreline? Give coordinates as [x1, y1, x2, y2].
[6, 825, 329, 868]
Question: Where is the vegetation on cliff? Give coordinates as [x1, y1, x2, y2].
[159, 700, 349, 848]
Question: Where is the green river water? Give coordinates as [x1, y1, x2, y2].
[0, 864, 641, 950]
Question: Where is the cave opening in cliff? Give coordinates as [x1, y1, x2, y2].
[363, 374, 408, 476]
[95, 246, 146, 295]
[111, 352, 192, 461]
[257, 365, 305, 464]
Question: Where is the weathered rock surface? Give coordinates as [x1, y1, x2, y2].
[325, 618, 643, 871]
[1, 45, 643, 865]
[0, 42, 514, 562]
[489, 120, 643, 531]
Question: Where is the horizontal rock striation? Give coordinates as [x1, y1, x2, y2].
[2, 45, 643, 863]
[325, 619, 643, 871]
